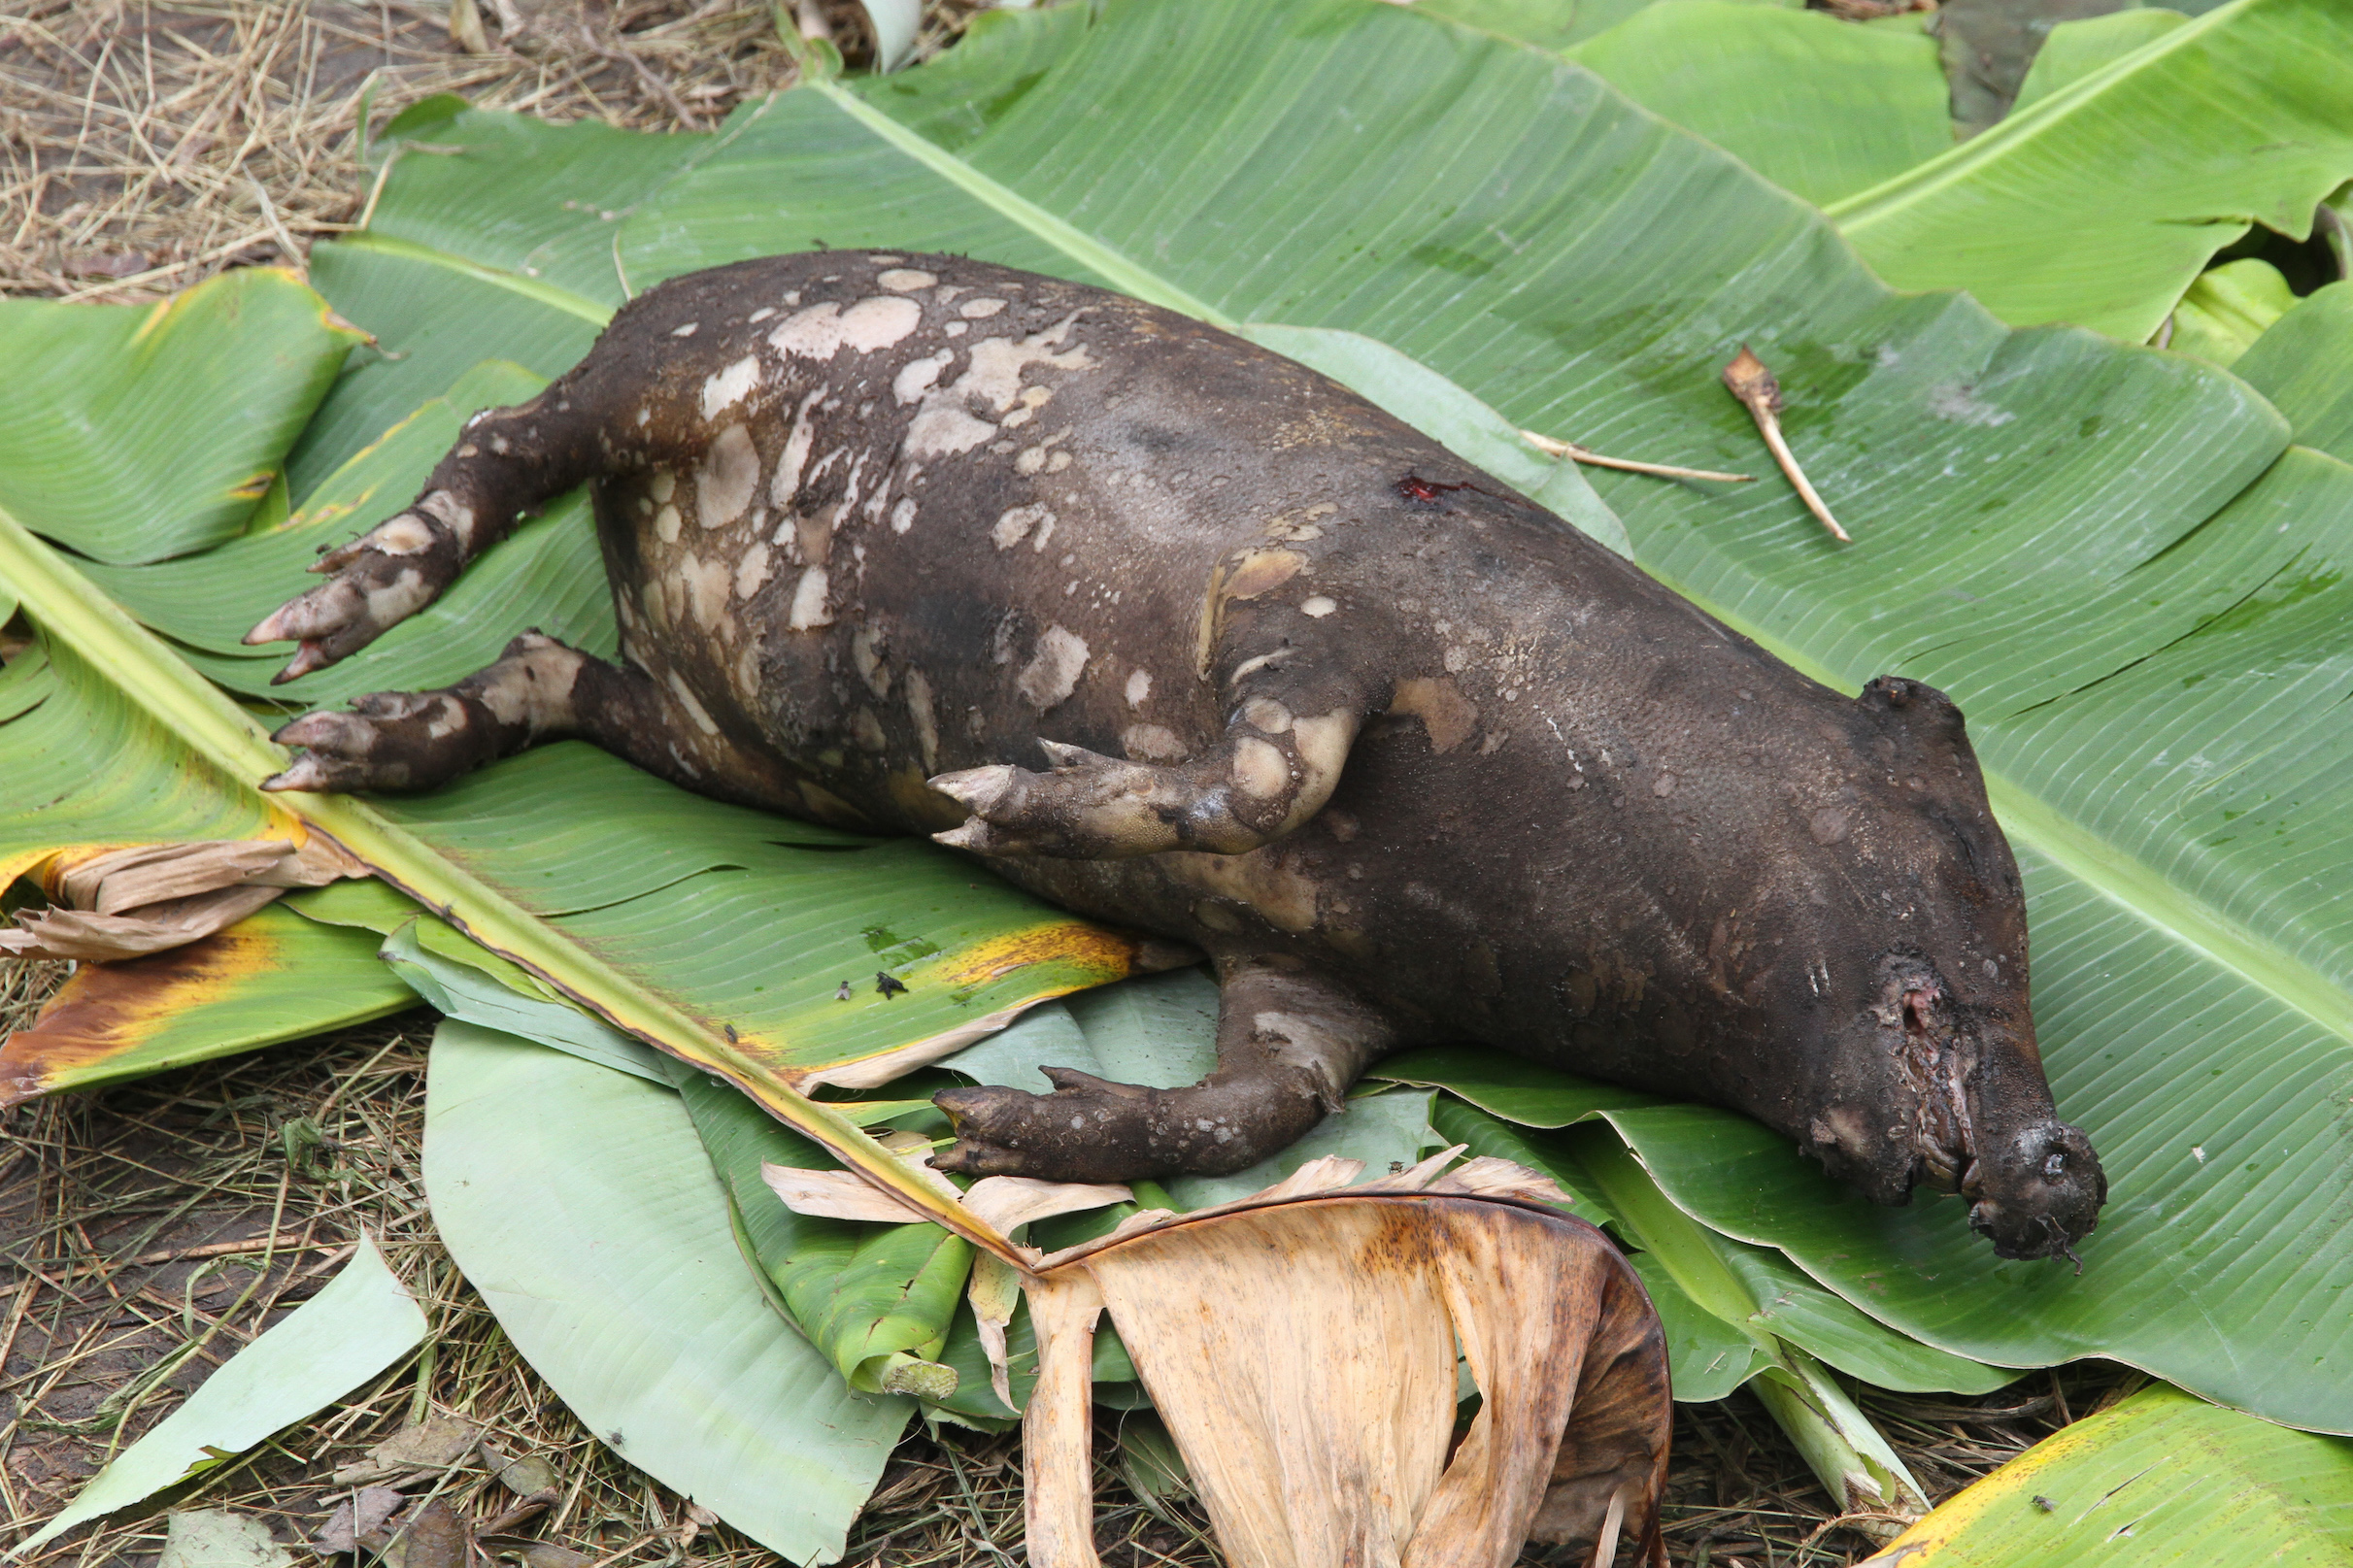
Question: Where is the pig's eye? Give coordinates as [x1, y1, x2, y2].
[2043, 1151, 2067, 1180]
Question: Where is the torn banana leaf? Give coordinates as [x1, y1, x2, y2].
[1859, 1384, 2353, 1567]
[422, 1018, 908, 1565]
[0, 627, 416, 1101]
[1, 904, 414, 1107]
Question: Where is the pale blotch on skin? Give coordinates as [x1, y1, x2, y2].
[770, 388, 826, 508]
[853, 709, 889, 752]
[853, 625, 892, 698]
[682, 551, 732, 633]
[665, 670, 722, 735]
[671, 321, 698, 338]
[1126, 668, 1152, 708]
[890, 497, 918, 534]
[655, 504, 683, 544]
[789, 567, 832, 631]
[369, 514, 437, 554]
[1443, 646, 1471, 674]
[650, 471, 678, 504]
[1016, 625, 1090, 711]
[767, 295, 924, 360]
[1231, 736, 1291, 799]
[905, 667, 940, 772]
[893, 350, 953, 406]
[877, 268, 938, 292]
[419, 490, 478, 550]
[735, 540, 772, 599]
[992, 504, 1056, 551]
[1390, 677, 1481, 754]
[1301, 595, 1338, 618]
[697, 424, 760, 529]
[1241, 696, 1293, 734]
[959, 297, 1008, 318]
[700, 355, 760, 421]
[748, 306, 776, 324]
[1123, 722, 1186, 762]
[906, 405, 996, 459]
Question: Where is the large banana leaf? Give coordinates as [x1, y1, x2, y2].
[278, 0, 2353, 1432]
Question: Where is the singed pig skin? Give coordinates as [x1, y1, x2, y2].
[252, 251, 2106, 1261]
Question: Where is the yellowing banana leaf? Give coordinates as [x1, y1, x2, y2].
[0, 903, 412, 1107]
[422, 1018, 909, 1565]
[0, 626, 417, 1093]
[1824, 0, 2353, 340]
[0, 269, 362, 565]
[1860, 1384, 2353, 1567]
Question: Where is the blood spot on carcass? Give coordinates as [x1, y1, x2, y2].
[1394, 474, 1476, 507]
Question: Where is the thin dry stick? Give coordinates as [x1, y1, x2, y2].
[1722, 345, 1850, 542]
[1519, 429, 1752, 484]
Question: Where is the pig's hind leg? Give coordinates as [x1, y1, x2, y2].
[262, 631, 794, 808]
[930, 956, 1398, 1182]
[246, 384, 616, 684]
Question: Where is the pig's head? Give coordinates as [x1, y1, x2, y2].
[1774, 677, 2106, 1263]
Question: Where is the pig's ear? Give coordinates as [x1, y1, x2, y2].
[1859, 675, 1970, 740]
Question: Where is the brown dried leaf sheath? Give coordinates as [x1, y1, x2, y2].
[0, 835, 364, 961]
[1023, 1191, 1670, 1568]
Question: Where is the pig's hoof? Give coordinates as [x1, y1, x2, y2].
[243, 510, 460, 682]
[262, 689, 495, 793]
[927, 743, 1259, 858]
[931, 1069, 1162, 1184]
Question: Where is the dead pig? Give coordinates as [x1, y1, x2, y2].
[250, 251, 2106, 1262]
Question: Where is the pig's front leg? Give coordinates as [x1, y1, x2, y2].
[931, 956, 1398, 1182]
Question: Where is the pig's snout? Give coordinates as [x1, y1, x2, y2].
[1965, 1119, 2106, 1263]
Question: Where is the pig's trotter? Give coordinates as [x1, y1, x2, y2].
[930, 959, 1397, 1182]
[244, 388, 612, 683]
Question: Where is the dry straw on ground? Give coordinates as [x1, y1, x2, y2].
[2, 4, 2146, 1563]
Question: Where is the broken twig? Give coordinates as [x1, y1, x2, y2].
[1519, 430, 1752, 484]
[1721, 347, 1850, 542]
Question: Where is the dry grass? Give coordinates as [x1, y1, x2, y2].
[0, 5, 2148, 1563]
[0, 0, 985, 303]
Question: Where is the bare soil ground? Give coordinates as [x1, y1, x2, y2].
[2, 4, 2153, 1563]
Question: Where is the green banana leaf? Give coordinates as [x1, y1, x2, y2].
[2009, 9, 2194, 114]
[1567, 2, 1951, 207]
[12, 1236, 427, 1557]
[1824, 0, 2353, 340]
[2235, 281, 2353, 461]
[1861, 1384, 2353, 1566]
[0, 270, 361, 565]
[422, 1018, 909, 1565]
[283, 0, 2353, 1432]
